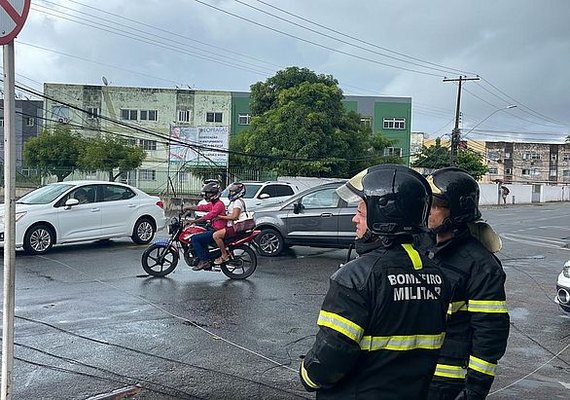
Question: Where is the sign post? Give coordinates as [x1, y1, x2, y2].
[0, 1, 30, 399]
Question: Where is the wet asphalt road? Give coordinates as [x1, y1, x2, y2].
[2, 202, 570, 399]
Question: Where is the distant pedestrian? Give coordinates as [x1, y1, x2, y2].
[500, 186, 510, 205]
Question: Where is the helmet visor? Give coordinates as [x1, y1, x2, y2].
[336, 183, 363, 204]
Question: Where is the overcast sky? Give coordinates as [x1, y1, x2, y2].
[7, 0, 570, 143]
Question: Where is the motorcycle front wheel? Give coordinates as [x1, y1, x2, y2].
[141, 244, 179, 277]
[221, 245, 257, 280]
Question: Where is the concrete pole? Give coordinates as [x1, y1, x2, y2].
[2, 40, 17, 400]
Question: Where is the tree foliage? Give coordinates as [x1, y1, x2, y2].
[23, 125, 85, 182]
[412, 138, 488, 180]
[78, 135, 146, 181]
[231, 67, 397, 178]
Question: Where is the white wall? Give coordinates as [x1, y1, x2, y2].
[479, 183, 569, 205]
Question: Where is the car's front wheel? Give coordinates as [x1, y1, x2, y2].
[256, 228, 284, 257]
[23, 224, 55, 255]
[131, 218, 156, 244]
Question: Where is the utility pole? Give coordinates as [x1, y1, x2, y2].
[443, 75, 480, 166]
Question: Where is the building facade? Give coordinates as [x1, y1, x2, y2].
[43, 84, 413, 193]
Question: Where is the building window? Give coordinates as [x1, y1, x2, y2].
[504, 152, 511, 159]
[86, 107, 99, 120]
[238, 113, 251, 125]
[206, 112, 222, 123]
[121, 109, 138, 121]
[139, 139, 157, 151]
[0, 117, 3, 127]
[505, 168, 512, 175]
[522, 169, 531, 176]
[564, 170, 570, 181]
[178, 110, 191, 122]
[551, 154, 558, 161]
[383, 147, 403, 157]
[360, 117, 372, 128]
[139, 169, 156, 181]
[522, 152, 540, 160]
[564, 153, 570, 161]
[26, 117, 35, 127]
[488, 167, 498, 174]
[383, 117, 405, 130]
[550, 169, 557, 177]
[140, 109, 158, 121]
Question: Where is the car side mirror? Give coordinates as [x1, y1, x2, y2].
[258, 193, 270, 199]
[64, 198, 80, 209]
[293, 201, 304, 214]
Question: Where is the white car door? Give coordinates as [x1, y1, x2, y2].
[98, 184, 140, 237]
[56, 185, 102, 242]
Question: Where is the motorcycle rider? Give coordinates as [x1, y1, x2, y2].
[212, 182, 246, 265]
[425, 167, 509, 400]
[183, 181, 226, 270]
[300, 164, 451, 399]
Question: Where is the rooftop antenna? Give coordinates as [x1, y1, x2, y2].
[102, 76, 109, 86]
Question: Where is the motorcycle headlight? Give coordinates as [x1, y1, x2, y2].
[563, 262, 570, 278]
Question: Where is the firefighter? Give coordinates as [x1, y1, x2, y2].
[425, 167, 510, 400]
[299, 164, 451, 399]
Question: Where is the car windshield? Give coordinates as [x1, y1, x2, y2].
[221, 183, 262, 199]
[17, 184, 75, 205]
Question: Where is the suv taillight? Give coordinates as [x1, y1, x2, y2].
[156, 200, 164, 209]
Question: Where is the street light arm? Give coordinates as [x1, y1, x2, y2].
[463, 105, 517, 138]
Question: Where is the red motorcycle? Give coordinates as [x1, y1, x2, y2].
[141, 215, 260, 280]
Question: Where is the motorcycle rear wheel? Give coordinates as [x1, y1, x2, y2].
[141, 244, 179, 277]
[220, 245, 257, 280]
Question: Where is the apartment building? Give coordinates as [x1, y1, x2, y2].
[0, 99, 43, 168]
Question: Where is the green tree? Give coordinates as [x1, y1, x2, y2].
[232, 67, 396, 177]
[413, 138, 488, 180]
[23, 125, 85, 182]
[79, 135, 146, 181]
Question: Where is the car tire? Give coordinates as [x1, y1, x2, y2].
[256, 228, 284, 257]
[131, 217, 156, 244]
[23, 224, 55, 255]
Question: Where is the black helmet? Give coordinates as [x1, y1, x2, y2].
[227, 182, 246, 202]
[202, 181, 221, 202]
[336, 164, 432, 236]
[427, 167, 481, 226]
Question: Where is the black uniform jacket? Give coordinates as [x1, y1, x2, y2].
[300, 240, 451, 400]
[428, 228, 510, 399]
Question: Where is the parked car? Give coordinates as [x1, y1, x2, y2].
[0, 180, 166, 255]
[196, 181, 298, 217]
[253, 181, 356, 256]
[555, 260, 570, 313]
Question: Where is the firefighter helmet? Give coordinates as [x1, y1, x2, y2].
[336, 164, 432, 236]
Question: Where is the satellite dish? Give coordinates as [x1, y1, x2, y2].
[102, 76, 109, 86]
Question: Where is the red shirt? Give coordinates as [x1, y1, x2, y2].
[196, 200, 226, 230]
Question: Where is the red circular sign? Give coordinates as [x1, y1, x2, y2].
[0, 0, 30, 45]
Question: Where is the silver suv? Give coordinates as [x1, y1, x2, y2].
[253, 181, 357, 256]
[220, 181, 298, 211]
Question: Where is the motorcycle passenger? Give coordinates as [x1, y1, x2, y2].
[212, 182, 246, 265]
[424, 167, 509, 400]
[183, 181, 226, 271]
[300, 164, 451, 400]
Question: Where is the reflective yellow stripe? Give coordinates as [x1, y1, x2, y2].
[360, 332, 445, 351]
[447, 301, 468, 315]
[434, 363, 467, 379]
[300, 360, 320, 389]
[468, 300, 508, 313]
[317, 310, 364, 343]
[469, 355, 497, 376]
[401, 243, 423, 270]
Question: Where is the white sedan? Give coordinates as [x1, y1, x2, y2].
[0, 180, 166, 254]
[555, 260, 570, 313]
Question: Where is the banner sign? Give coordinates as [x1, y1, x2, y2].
[169, 126, 229, 166]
